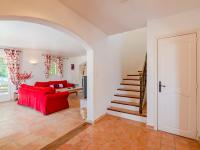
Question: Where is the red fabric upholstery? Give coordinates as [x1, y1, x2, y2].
[20, 84, 55, 93]
[35, 80, 74, 88]
[34, 82, 50, 87]
[66, 83, 74, 88]
[18, 84, 69, 115]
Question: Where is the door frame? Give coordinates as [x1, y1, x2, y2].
[0, 82, 12, 102]
[155, 32, 199, 139]
[0, 50, 11, 102]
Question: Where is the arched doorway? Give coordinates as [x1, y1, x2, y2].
[0, 17, 94, 122]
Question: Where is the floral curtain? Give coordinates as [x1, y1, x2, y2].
[44, 54, 52, 78]
[56, 56, 63, 77]
[4, 49, 21, 86]
[43, 54, 64, 78]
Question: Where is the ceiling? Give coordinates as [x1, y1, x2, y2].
[60, 0, 200, 34]
[0, 21, 86, 57]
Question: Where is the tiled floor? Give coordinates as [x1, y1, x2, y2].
[0, 95, 84, 150]
[58, 115, 200, 150]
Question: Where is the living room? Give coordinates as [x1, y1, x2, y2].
[0, 20, 88, 149]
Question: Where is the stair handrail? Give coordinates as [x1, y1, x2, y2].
[139, 54, 147, 114]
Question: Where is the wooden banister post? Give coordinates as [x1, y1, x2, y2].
[139, 75, 143, 114]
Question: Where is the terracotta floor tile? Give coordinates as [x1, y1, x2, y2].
[0, 142, 20, 150]
[175, 142, 191, 150]
[175, 135, 194, 145]
[146, 138, 161, 149]
[161, 144, 175, 150]
[0, 95, 84, 149]
[58, 115, 200, 150]
[190, 141, 200, 148]
[161, 132, 175, 141]
[161, 138, 175, 147]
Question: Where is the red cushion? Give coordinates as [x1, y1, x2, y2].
[21, 84, 55, 94]
[21, 84, 31, 89]
[35, 82, 49, 87]
[34, 80, 74, 88]
[34, 87, 55, 94]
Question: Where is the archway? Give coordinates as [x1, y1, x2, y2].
[0, 16, 94, 122]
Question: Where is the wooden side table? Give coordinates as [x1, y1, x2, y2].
[68, 87, 83, 95]
[56, 87, 83, 95]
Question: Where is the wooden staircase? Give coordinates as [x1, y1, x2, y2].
[107, 56, 147, 122]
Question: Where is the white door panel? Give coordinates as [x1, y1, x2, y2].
[158, 33, 197, 139]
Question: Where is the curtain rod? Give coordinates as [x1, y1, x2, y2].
[0, 47, 68, 59]
[41, 54, 68, 59]
[0, 47, 22, 52]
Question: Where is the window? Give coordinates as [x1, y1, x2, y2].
[49, 61, 57, 76]
[0, 55, 8, 93]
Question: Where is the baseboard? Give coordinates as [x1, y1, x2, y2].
[107, 110, 146, 123]
[146, 125, 154, 130]
[94, 113, 106, 124]
[86, 113, 106, 125]
[86, 119, 93, 124]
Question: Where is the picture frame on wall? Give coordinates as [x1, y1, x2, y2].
[71, 64, 75, 70]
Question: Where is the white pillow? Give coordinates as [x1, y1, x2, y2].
[50, 84, 54, 88]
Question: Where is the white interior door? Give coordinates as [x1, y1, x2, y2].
[157, 33, 197, 139]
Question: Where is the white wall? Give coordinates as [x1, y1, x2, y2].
[66, 55, 86, 86]
[92, 39, 122, 119]
[147, 8, 200, 136]
[107, 28, 147, 76]
[21, 50, 68, 85]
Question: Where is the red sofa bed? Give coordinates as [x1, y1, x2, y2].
[34, 80, 74, 89]
[18, 84, 69, 115]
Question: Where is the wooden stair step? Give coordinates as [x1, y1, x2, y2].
[117, 88, 140, 92]
[123, 78, 140, 81]
[127, 74, 140, 76]
[120, 83, 140, 86]
[107, 106, 146, 117]
[114, 94, 140, 99]
[111, 100, 139, 107]
[138, 71, 142, 72]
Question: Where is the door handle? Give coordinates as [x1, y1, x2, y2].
[159, 81, 166, 92]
